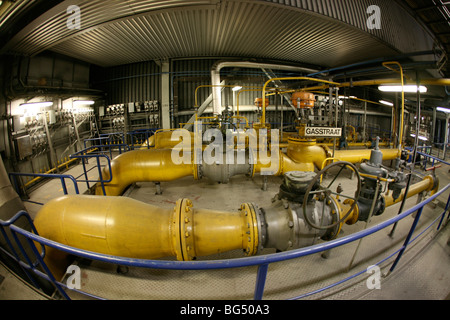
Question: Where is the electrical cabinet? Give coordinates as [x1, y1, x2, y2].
[98, 100, 160, 135]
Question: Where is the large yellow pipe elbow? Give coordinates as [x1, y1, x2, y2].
[34, 196, 259, 278]
[140, 130, 196, 150]
[95, 149, 194, 196]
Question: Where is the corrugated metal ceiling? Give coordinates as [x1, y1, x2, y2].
[0, 0, 440, 69]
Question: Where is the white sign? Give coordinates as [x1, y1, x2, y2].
[305, 127, 342, 137]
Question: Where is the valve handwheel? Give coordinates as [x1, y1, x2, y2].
[302, 161, 361, 230]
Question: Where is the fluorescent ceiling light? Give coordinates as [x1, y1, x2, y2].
[437, 107, 450, 114]
[410, 134, 428, 141]
[379, 100, 394, 107]
[378, 85, 427, 93]
[73, 100, 95, 106]
[232, 86, 243, 92]
[20, 101, 53, 109]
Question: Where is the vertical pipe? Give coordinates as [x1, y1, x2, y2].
[347, 181, 380, 271]
[43, 112, 59, 173]
[280, 94, 284, 142]
[363, 100, 367, 143]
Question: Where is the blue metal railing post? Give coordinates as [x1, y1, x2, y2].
[9, 225, 71, 300]
[254, 264, 269, 300]
[437, 193, 450, 230]
[389, 207, 424, 273]
[0, 212, 42, 289]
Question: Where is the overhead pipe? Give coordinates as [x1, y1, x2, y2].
[211, 61, 319, 115]
[305, 51, 437, 78]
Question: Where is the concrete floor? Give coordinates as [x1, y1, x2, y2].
[0, 153, 449, 300]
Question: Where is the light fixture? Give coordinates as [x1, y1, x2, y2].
[20, 101, 54, 109]
[232, 86, 243, 92]
[73, 100, 95, 106]
[410, 134, 428, 141]
[379, 100, 394, 107]
[437, 107, 450, 114]
[378, 85, 427, 93]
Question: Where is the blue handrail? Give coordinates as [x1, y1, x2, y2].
[8, 172, 80, 204]
[127, 129, 158, 150]
[2, 183, 449, 300]
[70, 147, 113, 196]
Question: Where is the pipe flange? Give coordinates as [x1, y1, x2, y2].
[172, 198, 196, 261]
[322, 197, 349, 241]
[240, 203, 260, 256]
[255, 206, 267, 252]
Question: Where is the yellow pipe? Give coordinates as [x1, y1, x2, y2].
[140, 130, 195, 150]
[101, 137, 402, 195]
[34, 195, 259, 279]
[235, 88, 278, 117]
[94, 149, 194, 196]
[384, 175, 437, 207]
[231, 116, 249, 128]
[334, 148, 400, 164]
[262, 77, 340, 127]
[35, 173, 437, 279]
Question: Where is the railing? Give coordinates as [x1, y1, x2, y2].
[8, 172, 81, 205]
[405, 146, 450, 170]
[70, 146, 113, 196]
[127, 129, 158, 150]
[1, 183, 448, 300]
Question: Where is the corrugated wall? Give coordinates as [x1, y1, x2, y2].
[92, 60, 161, 105]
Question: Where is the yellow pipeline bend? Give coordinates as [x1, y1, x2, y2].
[95, 149, 194, 196]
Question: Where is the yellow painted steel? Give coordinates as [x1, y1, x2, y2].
[95, 149, 194, 196]
[382, 62, 405, 151]
[34, 173, 437, 279]
[100, 135, 403, 196]
[384, 175, 437, 207]
[140, 129, 195, 150]
[333, 148, 400, 164]
[34, 195, 259, 278]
